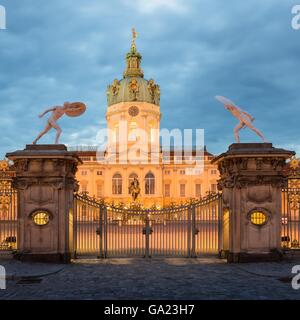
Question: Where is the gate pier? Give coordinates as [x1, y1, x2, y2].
[213, 143, 294, 262]
[6, 145, 81, 263]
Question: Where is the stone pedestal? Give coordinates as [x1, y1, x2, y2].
[213, 143, 294, 263]
[6, 145, 81, 263]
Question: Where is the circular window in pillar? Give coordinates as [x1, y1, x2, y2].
[31, 210, 51, 226]
[248, 209, 269, 226]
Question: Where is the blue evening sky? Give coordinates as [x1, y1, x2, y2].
[0, 0, 299, 157]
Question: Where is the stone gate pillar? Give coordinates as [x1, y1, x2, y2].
[6, 145, 81, 263]
[213, 143, 294, 262]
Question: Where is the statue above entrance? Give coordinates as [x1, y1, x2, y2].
[215, 96, 267, 143]
[32, 102, 86, 145]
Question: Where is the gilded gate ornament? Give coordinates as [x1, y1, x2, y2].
[0, 160, 9, 171]
[285, 157, 300, 210]
[0, 160, 13, 220]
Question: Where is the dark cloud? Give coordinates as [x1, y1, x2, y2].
[0, 0, 300, 157]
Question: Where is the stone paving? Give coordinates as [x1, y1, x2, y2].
[0, 255, 300, 300]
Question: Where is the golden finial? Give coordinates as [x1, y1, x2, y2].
[131, 27, 137, 49]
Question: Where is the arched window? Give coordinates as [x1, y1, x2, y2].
[97, 183, 103, 199]
[112, 173, 122, 195]
[128, 173, 138, 194]
[145, 172, 155, 195]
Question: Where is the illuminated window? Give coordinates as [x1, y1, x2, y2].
[180, 184, 186, 197]
[97, 184, 103, 198]
[211, 184, 217, 193]
[165, 184, 170, 197]
[195, 184, 201, 197]
[129, 121, 137, 141]
[32, 211, 50, 226]
[250, 211, 267, 226]
[145, 172, 155, 194]
[112, 173, 122, 194]
[81, 184, 88, 192]
[130, 121, 137, 129]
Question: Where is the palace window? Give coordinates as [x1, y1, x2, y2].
[32, 211, 50, 226]
[129, 121, 137, 141]
[150, 127, 157, 143]
[81, 170, 88, 176]
[211, 169, 217, 175]
[193, 169, 202, 175]
[165, 184, 170, 197]
[81, 184, 88, 192]
[112, 173, 122, 195]
[97, 184, 103, 198]
[180, 184, 186, 197]
[195, 184, 201, 198]
[165, 170, 171, 175]
[250, 211, 268, 226]
[97, 171, 103, 176]
[145, 172, 155, 195]
[128, 173, 138, 194]
[179, 170, 185, 175]
[211, 184, 217, 193]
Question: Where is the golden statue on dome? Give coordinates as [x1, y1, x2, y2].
[132, 27, 137, 49]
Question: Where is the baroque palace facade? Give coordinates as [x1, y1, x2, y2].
[74, 32, 219, 208]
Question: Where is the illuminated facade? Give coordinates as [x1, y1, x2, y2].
[75, 33, 219, 207]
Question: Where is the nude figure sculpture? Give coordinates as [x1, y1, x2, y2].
[215, 96, 267, 143]
[32, 102, 86, 145]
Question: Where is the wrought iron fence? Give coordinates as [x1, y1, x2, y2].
[0, 182, 17, 251]
[281, 158, 300, 250]
[282, 188, 300, 249]
[74, 193, 222, 258]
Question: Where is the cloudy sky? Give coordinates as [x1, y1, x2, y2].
[0, 0, 299, 157]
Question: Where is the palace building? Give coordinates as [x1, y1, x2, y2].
[74, 31, 219, 208]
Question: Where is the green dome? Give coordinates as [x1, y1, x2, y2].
[107, 77, 160, 106]
[106, 33, 160, 107]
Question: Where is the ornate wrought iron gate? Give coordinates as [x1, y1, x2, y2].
[74, 193, 222, 258]
[281, 158, 300, 249]
[0, 163, 17, 252]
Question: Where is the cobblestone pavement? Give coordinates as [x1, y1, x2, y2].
[0, 256, 300, 300]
